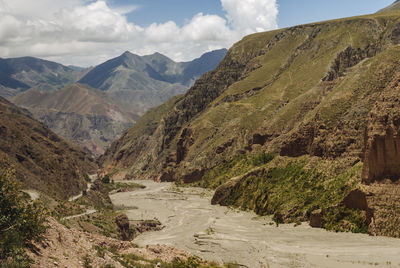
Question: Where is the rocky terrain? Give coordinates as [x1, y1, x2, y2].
[0, 96, 96, 199]
[12, 84, 138, 155]
[101, 6, 400, 236]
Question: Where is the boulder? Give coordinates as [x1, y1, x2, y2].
[309, 209, 323, 228]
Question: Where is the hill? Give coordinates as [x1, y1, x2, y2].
[100, 11, 400, 237]
[78, 49, 227, 114]
[0, 57, 79, 97]
[0, 97, 97, 199]
[378, 0, 400, 13]
[12, 84, 138, 155]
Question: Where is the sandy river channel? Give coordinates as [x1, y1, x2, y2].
[110, 180, 400, 268]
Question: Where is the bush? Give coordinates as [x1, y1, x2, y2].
[251, 152, 274, 166]
[84, 174, 91, 182]
[102, 174, 111, 184]
[0, 166, 47, 265]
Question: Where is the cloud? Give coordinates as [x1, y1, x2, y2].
[221, 0, 278, 34]
[0, 0, 278, 66]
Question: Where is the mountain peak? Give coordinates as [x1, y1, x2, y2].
[121, 50, 134, 57]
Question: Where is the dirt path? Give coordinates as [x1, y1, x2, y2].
[68, 174, 97, 202]
[110, 180, 400, 268]
[22, 189, 40, 200]
[62, 209, 97, 220]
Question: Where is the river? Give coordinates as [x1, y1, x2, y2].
[110, 180, 400, 268]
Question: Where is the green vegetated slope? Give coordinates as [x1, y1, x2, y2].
[378, 0, 400, 13]
[0, 97, 97, 199]
[101, 10, 400, 235]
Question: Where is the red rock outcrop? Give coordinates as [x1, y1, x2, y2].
[361, 73, 400, 237]
[362, 74, 400, 184]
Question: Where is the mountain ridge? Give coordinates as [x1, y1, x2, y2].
[12, 83, 137, 155]
[78, 49, 227, 114]
[0, 96, 97, 199]
[100, 11, 400, 237]
[377, 0, 400, 13]
[0, 56, 79, 97]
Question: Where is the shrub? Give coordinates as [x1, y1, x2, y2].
[0, 166, 47, 265]
[84, 174, 91, 182]
[251, 152, 274, 166]
[102, 174, 111, 184]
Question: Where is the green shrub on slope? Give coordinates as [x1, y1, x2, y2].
[0, 165, 47, 267]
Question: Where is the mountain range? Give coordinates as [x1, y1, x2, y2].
[12, 84, 137, 155]
[100, 5, 400, 237]
[78, 49, 227, 114]
[3, 49, 227, 154]
[0, 57, 79, 97]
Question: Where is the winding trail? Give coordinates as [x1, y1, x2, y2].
[63, 174, 98, 221]
[68, 174, 97, 202]
[111, 180, 400, 268]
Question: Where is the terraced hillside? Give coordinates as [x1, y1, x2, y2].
[100, 9, 400, 237]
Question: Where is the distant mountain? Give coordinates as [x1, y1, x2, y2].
[12, 84, 138, 155]
[377, 0, 400, 13]
[67, 65, 86, 71]
[3, 50, 226, 154]
[0, 96, 96, 199]
[0, 57, 78, 97]
[78, 49, 227, 114]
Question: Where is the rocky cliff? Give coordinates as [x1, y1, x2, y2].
[360, 73, 400, 236]
[101, 11, 400, 236]
[0, 97, 97, 199]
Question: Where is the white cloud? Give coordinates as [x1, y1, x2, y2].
[0, 0, 278, 66]
[221, 0, 278, 34]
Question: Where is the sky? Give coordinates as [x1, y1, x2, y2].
[0, 0, 395, 67]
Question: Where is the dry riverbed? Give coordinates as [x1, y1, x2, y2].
[110, 180, 400, 268]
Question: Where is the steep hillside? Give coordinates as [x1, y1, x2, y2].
[12, 84, 137, 155]
[0, 97, 97, 199]
[0, 57, 78, 97]
[78, 49, 227, 114]
[101, 11, 400, 236]
[378, 0, 400, 13]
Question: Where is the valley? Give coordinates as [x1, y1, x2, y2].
[112, 180, 400, 268]
[4, 1, 400, 267]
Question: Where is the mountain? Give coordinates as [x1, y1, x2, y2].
[78, 49, 227, 114]
[378, 0, 400, 13]
[12, 84, 138, 155]
[0, 57, 79, 97]
[100, 10, 400, 237]
[0, 97, 97, 199]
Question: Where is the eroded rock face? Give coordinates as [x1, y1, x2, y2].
[362, 74, 400, 184]
[115, 214, 132, 241]
[309, 209, 323, 228]
[323, 45, 379, 82]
